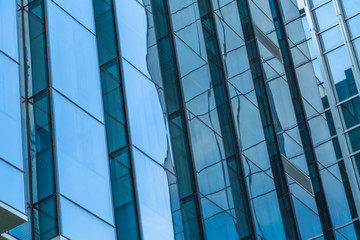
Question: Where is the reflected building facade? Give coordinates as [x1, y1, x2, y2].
[0, 0, 360, 239]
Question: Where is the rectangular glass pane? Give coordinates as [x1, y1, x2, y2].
[53, 91, 113, 224]
[60, 197, 116, 240]
[0, 53, 23, 169]
[47, 0, 104, 121]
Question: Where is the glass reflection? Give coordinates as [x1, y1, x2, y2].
[123, 61, 168, 164]
[326, 46, 357, 101]
[53, 91, 113, 224]
[133, 147, 175, 240]
[47, 1, 104, 121]
[60, 197, 116, 240]
[0, 0, 19, 60]
[0, 53, 23, 169]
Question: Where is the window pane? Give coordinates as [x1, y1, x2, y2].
[326, 46, 357, 101]
[313, 2, 337, 31]
[51, 0, 96, 32]
[33, 197, 58, 240]
[341, 97, 360, 129]
[347, 14, 360, 38]
[0, 53, 23, 169]
[320, 25, 343, 51]
[348, 127, 360, 152]
[340, 0, 360, 17]
[133, 148, 175, 239]
[116, 0, 150, 77]
[31, 91, 55, 202]
[60, 197, 116, 240]
[47, 1, 104, 121]
[0, 160, 25, 213]
[53, 91, 113, 223]
[123, 61, 168, 163]
[0, 0, 18, 60]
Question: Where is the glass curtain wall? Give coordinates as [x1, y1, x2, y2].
[0, 0, 26, 237]
[13, 0, 116, 239]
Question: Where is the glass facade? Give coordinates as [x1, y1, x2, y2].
[0, 0, 360, 239]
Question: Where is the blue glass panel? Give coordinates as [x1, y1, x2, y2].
[314, 2, 337, 31]
[0, 53, 23, 169]
[320, 26, 343, 51]
[326, 46, 357, 101]
[320, 168, 352, 226]
[53, 91, 113, 224]
[115, 0, 149, 77]
[133, 147, 175, 240]
[50, 0, 96, 32]
[123, 61, 168, 164]
[0, 0, 18, 61]
[47, 1, 104, 121]
[33, 197, 58, 239]
[292, 196, 322, 239]
[201, 196, 239, 240]
[348, 14, 360, 38]
[0, 160, 25, 213]
[341, 0, 360, 17]
[60, 197, 116, 240]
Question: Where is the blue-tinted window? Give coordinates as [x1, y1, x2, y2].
[0, 53, 23, 169]
[60, 197, 116, 240]
[51, 0, 96, 32]
[0, 160, 25, 213]
[133, 147, 175, 239]
[47, 1, 104, 121]
[123, 61, 168, 164]
[53, 91, 113, 223]
[116, 0, 150, 77]
[0, 0, 19, 60]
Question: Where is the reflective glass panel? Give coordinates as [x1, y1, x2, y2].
[53, 91, 113, 223]
[340, 0, 360, 17]
[0, 0, 18, 60]
[47, 1, 104, 121]
[33, 197, 58, 240]
[320, 26, 343, 51]
[0, 53, 23, 169]
[51, 0, 96, 32]
[133, 148, 175, 240]
[116, 0, 150, 77]
[313, 2, 337, 31]
[60, 197, 116, 240]
[326, 46, 357, 101]
[347, 14, 360, 38]
[123, 61, 168, 164]
[0, 160, 25, 213]
[348, 127, 360, 152]
[341, 97, 360, 129]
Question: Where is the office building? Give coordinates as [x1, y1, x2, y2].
[0, 0, 359, 239]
